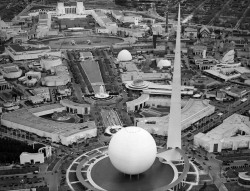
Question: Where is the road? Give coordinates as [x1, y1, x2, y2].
[208, 0, 233, 26]
[234, 1, 250, 29]
[45, 157, 65, 191]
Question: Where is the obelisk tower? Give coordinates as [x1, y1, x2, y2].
[167, 4, 182, 150]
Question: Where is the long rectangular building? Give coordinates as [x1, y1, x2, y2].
[1, 102, 96, 146]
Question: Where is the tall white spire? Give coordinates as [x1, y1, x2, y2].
[167, 4, 182, 150]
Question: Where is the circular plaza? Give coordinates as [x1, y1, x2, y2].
[66, 146, 199, 191]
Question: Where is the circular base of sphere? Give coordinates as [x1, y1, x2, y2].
[90, 156, 174, 191]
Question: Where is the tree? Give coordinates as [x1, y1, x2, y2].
[115, 0, 127, 6]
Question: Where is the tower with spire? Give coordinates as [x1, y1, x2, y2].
[167, 4, 182, 151]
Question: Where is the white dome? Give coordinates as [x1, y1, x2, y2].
[117, 49, 132, 62]
[108, 126, 157, 175]
[157, 59, 171, 69]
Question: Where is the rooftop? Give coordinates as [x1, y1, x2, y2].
[9, 44, 50, 52]
[2, 104, 96, 137]
[195, 114, 250, 142]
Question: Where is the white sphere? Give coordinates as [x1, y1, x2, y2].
[117, 49, 132, 62]
[108, 126, 157, 175]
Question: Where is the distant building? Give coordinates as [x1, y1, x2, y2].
[199, 26, 211, 38]
[31, 87, 50, 102]
[42, 64, 71, 87]
[40, 55, 62, 71]
[20, 152, 44, 164]
[221, 84, 250, 98]
[1, 103, 96, 146]
[5, 43, 61, 61]
[1, 64, 22, 79]
[190, 75, 220, 89]
[57, 1, 85, 15]
[184, 27, 197, 39]
[29, 95, 44, 104]
[25, 71, 41, 80]
[0, 72, 11, 90]
[194, 114, 250, 153]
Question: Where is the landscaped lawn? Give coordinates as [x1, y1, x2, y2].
[224, 182, 249, 191]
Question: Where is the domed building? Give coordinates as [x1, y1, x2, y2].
[157, 59, 171, 69]
[117, 49, 132, 62]
[125, 79, 149, 90]
[108, 126, 157, 175]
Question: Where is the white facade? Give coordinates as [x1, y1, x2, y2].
[117, 49, 132, 62]
[194, 114, 250, 153]
[29, 95, 44, 104]
[41, 65, 71, 87]
[40, 56, 62, 71]
[126, 94, 149, 112]
[25, 71, 41, 80]
[20, 152, 44, 164]
[1, 65, 22, 79]
[56, 1, 85, 15]
[1, 104, 96, 146]
[5, 44, 61, 61]
[60, 99, 90, 115]
[32, 87, 51, 102]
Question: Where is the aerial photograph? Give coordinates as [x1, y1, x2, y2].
[0, 0, 250, 191]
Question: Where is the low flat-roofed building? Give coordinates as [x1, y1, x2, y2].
[60, 99, 90, 115]
[0, 72, 11, 90]
[1, 64, 22, 79]
[5, 43, 61, 61]
[121, 71, 170, 82]
[1, 103, 96, 146]
[184, 27, 197, 39]
[221, 84, 250, 98]
[204, 68, 242, 81]
[125, 81, 195, 96]
[126, 94, 149, 112]
[136, 99, 215, 136]
[194, 114, 250, 153]
[25, 71, 41, 80]
[31, 87, 50, 102]
[20, 152, 44, 164]
[40, 55, 62, 71]
[29, 95, 44, 104]
[80, 51, 93, 60]
[190, 75, 220, 89]
[42, 65, 71, 86]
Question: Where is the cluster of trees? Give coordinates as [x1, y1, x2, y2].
[0, 138, 38, 164]
[76, 62, 94, 93]
[67, 51, 88, 94]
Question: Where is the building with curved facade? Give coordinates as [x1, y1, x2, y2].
[126, 94, 150, 112]
[136, 99, 215, 135]
[194, 113, 250, 153]
[41, 65, 71, 86]
[1, 102, 95, 146]
[238, 172, 250, 188]
[1, 64, 22, 79]
[125, 80, 194, 96]
[60, 99, 90, 115]
[40, 55, 62, 71]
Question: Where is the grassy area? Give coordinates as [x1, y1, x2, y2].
[190, 184, 218, 191]
[0, 166, 38, 175]
[224, 182, 249, 191]
[226, 167, 250, 178]
[0, 137, 41, 164]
